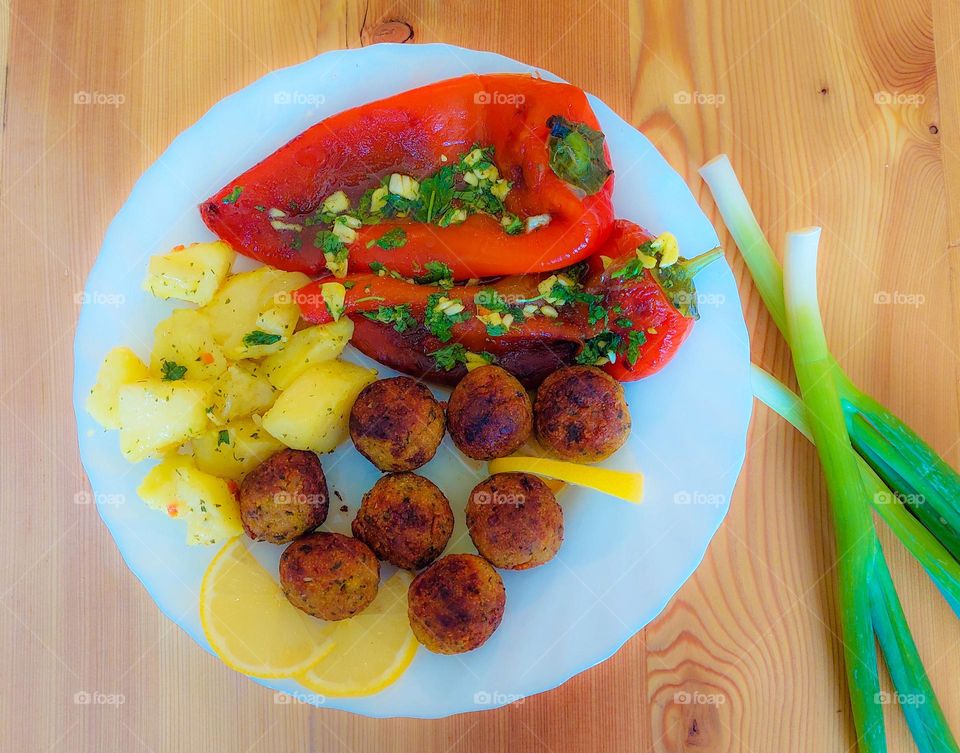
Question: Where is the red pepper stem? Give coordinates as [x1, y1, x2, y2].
[677, 246, 723, 277]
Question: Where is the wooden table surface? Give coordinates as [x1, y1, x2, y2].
[3, 1, 959, 751]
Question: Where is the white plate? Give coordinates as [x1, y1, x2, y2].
[73, 43, 752, 718]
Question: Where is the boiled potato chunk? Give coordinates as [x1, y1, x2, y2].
[87, 347, 150, 429]
[143, 241, 235, 305]
[151, 309, 228, 382]
[261, 319, 354, 390]
[137, 455, 193, 513]
[137, 456, 242, 545]
[118, 379, 210, 462]
[209, 362, 276, 423]
[203, 267, 310, 359]
[192, 417, 285, 480]
[262, 361, 377, 453]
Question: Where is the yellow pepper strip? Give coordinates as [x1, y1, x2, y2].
[487, 456, 644, 504]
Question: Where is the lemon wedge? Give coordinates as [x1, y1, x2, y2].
[295, 570, 417, 697]
[200, 537, 335, 678]
[488, 456, 644, 504]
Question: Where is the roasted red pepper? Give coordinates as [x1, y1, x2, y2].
[295, 220, 721, 386]
[584, 221, 722, 381]
[200, 74, 615, 279]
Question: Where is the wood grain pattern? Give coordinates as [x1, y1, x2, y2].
[2, 1, 958, 751]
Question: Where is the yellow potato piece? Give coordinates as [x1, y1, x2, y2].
[137, 456, 243, 545]
[261, 319, 355, 390]
[137, 455, 193, 513]
[487, 456, 644, 504]
[208, 362, 276, 423]
[201, 538, 336, 677]
[295, 571, 417, 697]
[118, 379, 210, 462]
[192, 417, 284, 481]
[86, 346, 149, 429]
[202, 267, 310, 359]
[262, 361, 376, 453]
[143, 241, 235, 305]
[151, 308, 228, 383]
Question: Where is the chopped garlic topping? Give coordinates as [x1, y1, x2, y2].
[525, 214, 552, 233]
[270, 219, 303, 232]
[320, 282, 346, 321]
[388, 173, 420, 200]
[322, 190, 350, 215]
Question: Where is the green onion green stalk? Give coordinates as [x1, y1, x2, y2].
[701, 155, 960, 753]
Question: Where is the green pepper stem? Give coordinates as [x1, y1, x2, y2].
[677, 246, 723, 277]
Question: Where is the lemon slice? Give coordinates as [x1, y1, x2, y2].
[488, 455, 644, 504]
[295, 570, 418, 697]
[200, 537, 335, 678]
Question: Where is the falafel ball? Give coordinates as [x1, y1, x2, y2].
[238, 448, 329, 544]
[352, 472, 454, 570]
[279, 532, 380, 621]
[534, 366, 631, 462]
[446, 365, 533, 460]
[349, 376, 446, 472]
[407, 554, 506, 654]
[466, 473, 563, 569]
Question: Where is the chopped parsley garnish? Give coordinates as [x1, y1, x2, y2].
[501, 214, 524, 235]
[429, 343, 468, 371]
[616, 317, 634, 328]
[217, 430, 230, 447]
[366, 227, 407, 250]
[625, 329, 647, 366]
[576, 332, 622, 366]
[160, 360, 187, 381]
[362, 304, 417, 333]
[222, 186, 243, 204]
[242, 330, 282, 347]
[424, 293, 471, 342]
[416, 166, 455, 224]
[320, 144, 518, 239]
[414, 261, 455, 287]
[611, 240, 658, 281]
[546, 280, 608, 326]
[289, 235, 302, 250]
[369, 261, 387, 274]
[313, 230, 346, 255]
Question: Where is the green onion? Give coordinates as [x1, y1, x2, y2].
[870, 555, 960, 753]
[751, 364, 960, 614]
[782, 228, 885, 751]
[705, 155, 960, 752]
